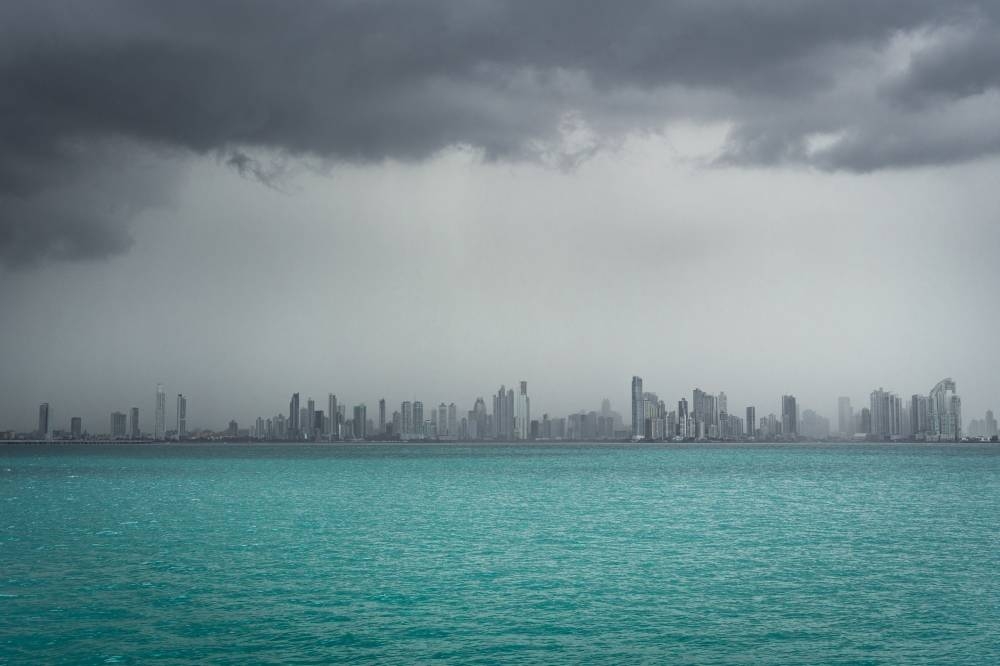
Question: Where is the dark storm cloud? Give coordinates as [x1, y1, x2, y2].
[1, 0, 997, 265]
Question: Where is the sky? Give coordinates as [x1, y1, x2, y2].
[2, 1, 999, 432]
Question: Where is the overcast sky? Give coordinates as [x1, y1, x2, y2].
[2, 1, 999, 432]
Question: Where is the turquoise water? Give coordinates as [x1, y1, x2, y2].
[1, 443, 998, 664]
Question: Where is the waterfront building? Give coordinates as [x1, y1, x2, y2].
[129, 407, 140, 438]
[154, 384, 166, 440]
[516, 381, 530, 440]
[289, 393, 300, 439]
[70, 416, 82, 438]
[928, 378, 961, 441]
[353, 405, 366, 439]
[414, 401, 424, 437]
[111, 411, 127, 438]
[38, 402, 50, 439]
[781, 395, 798, 438]
[631, 376, 643, 439]
[176, 394, 187, 438]
[837, 397, 853, 437]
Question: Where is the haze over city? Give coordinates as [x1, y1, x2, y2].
[2, 1, 999, 431]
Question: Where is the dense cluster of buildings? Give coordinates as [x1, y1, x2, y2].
[2, 376, 990, 444]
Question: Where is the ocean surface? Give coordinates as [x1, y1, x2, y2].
[1, 442, 998, 664]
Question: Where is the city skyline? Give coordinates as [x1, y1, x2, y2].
[4, 374, 988, 444]
[2, 3, 1000, 445]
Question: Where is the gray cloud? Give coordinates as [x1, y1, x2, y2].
[1, 0, 997, 266]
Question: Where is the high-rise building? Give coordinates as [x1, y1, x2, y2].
[746, 406, 756, 438]
[436, 403, 447, 438]
[493, 386, 514, 439]
[378, 398, 386, 434]
[353, 404, 367, 439]
[306, 398, 316, 440]
[154, 384, 166, 440]
[111, 411, 127, 438]
[859, 407, 872, 434]
[289, 393, 300, 439]
[413, 401, 424, 438]
[631, 376, 643, 439]
[986, 410, 998, 440]
[38, 402, 50, 438]
[176, 394, 187, 439]
[447, 403, 457, 438]
[401, 401, 413, 439]
[328, 394, 338, 439]
[870, 388, 902, 438]
[516, 381, 530, 440]
[910, 395, 929, 439]
[781, 395, 798, 438]
[129, 407, 140, 438]
[70, 416, 82, 438]
[928, 378, 961, 441]
[837, 397, 853, 437]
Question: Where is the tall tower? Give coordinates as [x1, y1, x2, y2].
[631, 376, 643, 439]
[38, 403, 50, 439]
[328, 394, 338, 439]
[154, 384, 166, 440]
[837, 397, 853, 437]
[353, 404, 367, 439]
[176, 394, 187, 439]
[306, 398, 316, 440]
[746, 406, 756, 439]
[401, 401, 413, 439]
[378, 398, 386, 434]
[413, 401, 424, 437]
[516, 381, 530, 440]
[781, 395, 798, 438]
[289, 393, 300, 439]
[129, 407, 140, 438]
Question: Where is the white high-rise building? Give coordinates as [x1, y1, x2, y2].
[154, 384, 166, 440]
[516, 381, 530, 440]
[929, 378, 961, 441]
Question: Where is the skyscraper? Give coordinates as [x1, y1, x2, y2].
[129, 407, 140, 438]
[154, 384, 166, 440]
[516, 381, 530, 440]
[37, 402, 50, 439]
[353, 404, 367, 439]
[413, 401, 424, 438]
[781, 395, 798, 438]
[746, 406, 756, 438]
[986, 410, 998, 440]
[631, 376, 643, 439]
[378, 398, 386, 435]
[306, 397, 316, 440]
[870, 388, 901, 438]
[289, 392, 300, 439]
[447, 403, 457, 438]
[111, 411, 127, 438]
[493, 386, 514, 439]
[176, 394, 187, 439]
[401, 401, 413, 439]
[328, 394, 338, 439]
[928, 378, 961, 441]
[70, 416, 82, 438]
[837, 397, 853, 437]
